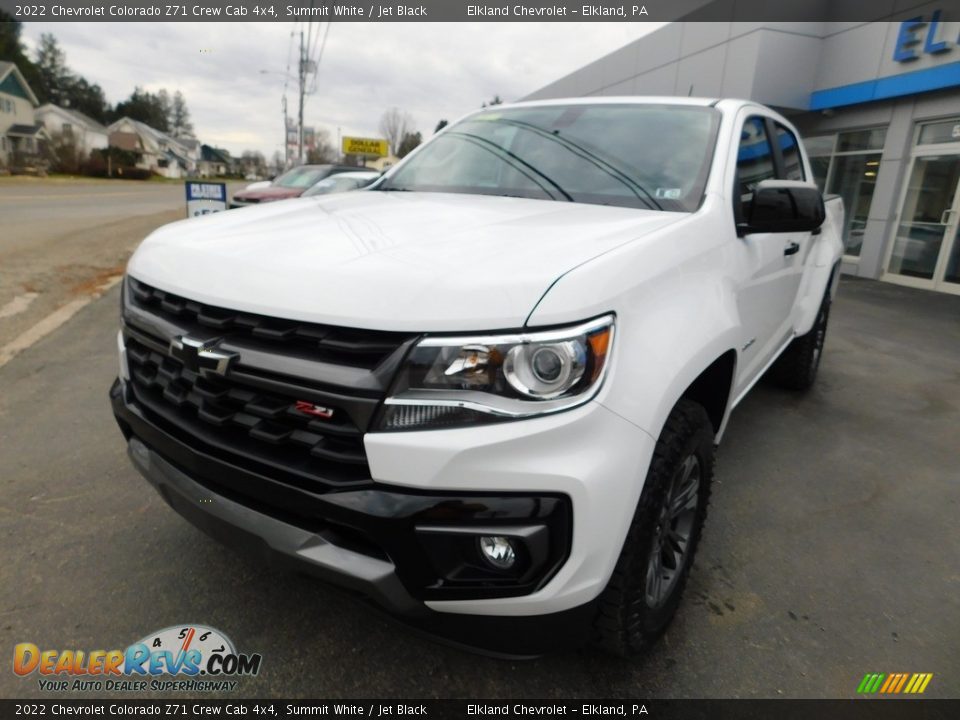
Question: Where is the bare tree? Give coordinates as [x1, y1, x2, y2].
[379, 108, 413, 156]
[306, 129, 338, 164]
[240, 150, 267, 178]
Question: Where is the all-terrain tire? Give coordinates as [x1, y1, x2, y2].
[770, 291, 831, 392]
[594, 399, 714, 657]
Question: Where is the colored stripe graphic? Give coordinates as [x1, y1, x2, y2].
[894, 674, 909, 693]
[858, 672, 933, 694]
[864, 673, 885, 693]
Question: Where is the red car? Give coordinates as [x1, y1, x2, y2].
[230, 165, 360, 208]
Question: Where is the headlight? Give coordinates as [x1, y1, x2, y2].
[375, 315, 615, 431]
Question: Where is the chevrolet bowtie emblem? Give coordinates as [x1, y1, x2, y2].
[169, 336, 237, 377]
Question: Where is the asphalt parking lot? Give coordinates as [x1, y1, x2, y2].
[0, 191, 958, 697]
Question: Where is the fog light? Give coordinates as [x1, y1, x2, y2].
[478, 536, 516, 569]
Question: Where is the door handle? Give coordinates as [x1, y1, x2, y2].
[940, 208, 956, 225]
[784, 241, 801, 256]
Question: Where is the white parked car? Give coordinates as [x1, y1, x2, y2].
[111, 98, 843, 656]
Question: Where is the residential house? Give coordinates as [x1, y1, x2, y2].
[176, 136, 201, 171]
[36, 103, 109, 165]
[0, 61, 46, 169]
[108, 117, 196, 178]
[198, 144, 233, 177]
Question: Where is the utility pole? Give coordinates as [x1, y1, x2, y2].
[298, 28, 306, 164]
[282, 95, 289, 169]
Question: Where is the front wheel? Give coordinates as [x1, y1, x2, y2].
[594, 399, 714, 657]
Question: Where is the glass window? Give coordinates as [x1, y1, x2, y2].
[836, 128, 886, 152]
[775, 123, 804, 181]
[804, 135, 835, 157]
[274, 166, 331, 189]
[804, 127, 885, 257]
[828, 156, 881, 256]
[918, 119, 960, 145]
[735, 116, 775, 219]
[380, 104, 721, 212]
[810, 157, 831, 192]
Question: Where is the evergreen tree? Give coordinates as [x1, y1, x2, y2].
[170, 91, 194, 137]
[114, 87, 170, 132]
[34, 33, 71, 104]
[0, 11, 43, 98]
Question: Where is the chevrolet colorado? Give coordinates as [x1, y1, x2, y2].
[110, 98, 844, 656]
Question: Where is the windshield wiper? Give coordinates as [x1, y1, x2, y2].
[452, 132, 574, 202]
[494, 118, 664, 211]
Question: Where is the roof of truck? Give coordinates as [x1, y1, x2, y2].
[501, 96, 721, 109]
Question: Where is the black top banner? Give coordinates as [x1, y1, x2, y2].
[1, 0, 957, 22]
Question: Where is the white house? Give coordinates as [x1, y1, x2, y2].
[175, 136, 201, 171]
[0, 61, 45, 168]
[35, 103, 109, 159]
[108, 117, 196, 178]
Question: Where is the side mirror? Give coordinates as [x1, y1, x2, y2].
[738, 179, 825, 235]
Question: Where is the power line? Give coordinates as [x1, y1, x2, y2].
[307, 22, 331, 95]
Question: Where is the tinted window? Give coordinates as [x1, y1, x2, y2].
[736, 117, 775, 218]
[775, 123, 804, 181]
[274, 167, 329, 188]
[379, 104, 720, 212]
[837, 128, 885, 152]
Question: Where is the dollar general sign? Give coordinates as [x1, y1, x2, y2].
[342, 137, 389, 157]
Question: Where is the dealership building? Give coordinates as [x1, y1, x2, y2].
[525, 6, 960, 295]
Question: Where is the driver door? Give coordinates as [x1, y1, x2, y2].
[732, 114, 808, 396]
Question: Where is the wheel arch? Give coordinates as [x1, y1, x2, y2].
[679, 349, 738, 439]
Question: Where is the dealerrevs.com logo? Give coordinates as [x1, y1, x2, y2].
[13, 624, 262, 692]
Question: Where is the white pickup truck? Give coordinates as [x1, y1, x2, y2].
[111, 97, 843, 656]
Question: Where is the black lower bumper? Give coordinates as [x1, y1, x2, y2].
[111, 378, 591, 656]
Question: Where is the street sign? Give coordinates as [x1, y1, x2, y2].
[342, 136, 389, 157]
[185, 182, 227, 218]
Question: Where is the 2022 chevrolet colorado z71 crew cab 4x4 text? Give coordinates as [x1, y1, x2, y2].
[111, 98, 843, 656]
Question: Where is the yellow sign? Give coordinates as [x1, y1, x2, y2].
[342, 137, 388, 157]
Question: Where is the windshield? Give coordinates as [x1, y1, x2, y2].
[378, 104, 719, 211]
[273, 166, 328, 189]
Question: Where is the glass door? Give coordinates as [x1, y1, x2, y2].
[886, 153, 960, 293]
[936, 205, 960, 294]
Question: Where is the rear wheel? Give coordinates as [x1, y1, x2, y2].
[594, 400, 714, 657]
[770, 291, 831, 392]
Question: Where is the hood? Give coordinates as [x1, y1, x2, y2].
[128, 191, 685, 331]
[234, 186, 304, 201]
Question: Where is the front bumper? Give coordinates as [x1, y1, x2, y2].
[111, 378, 610, 653]
[112, 339, 657, 648]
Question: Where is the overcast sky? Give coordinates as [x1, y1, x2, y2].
[20, 22, 664, 159]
